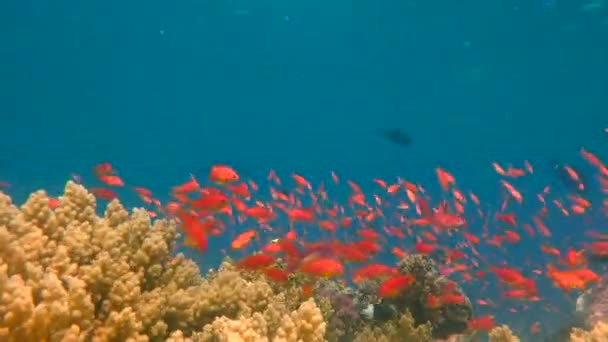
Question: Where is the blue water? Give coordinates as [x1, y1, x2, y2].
[2, 0, 608, 340]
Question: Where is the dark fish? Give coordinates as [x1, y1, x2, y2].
[550, 161, 589, 194]
[378, 128, 412, 146]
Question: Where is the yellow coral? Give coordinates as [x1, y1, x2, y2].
[0, 183, 332, 341]
[273, 298, 326, 342]
[489, 325, 520, 342]
[352, 311, 433, 342]
[198, 313, 269, 342]
[570, 321, 608, 342]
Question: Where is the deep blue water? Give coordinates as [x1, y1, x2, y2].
[2, 0, 608, 340]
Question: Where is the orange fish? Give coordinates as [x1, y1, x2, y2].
[231, 230, 257, 249]
[287, 208, 316, 222]
[352, 264, 399, 283]
[587, 241, 608, 257]
[236, 254, 276, 270]
[378, 274, 415, 298]
[410, 199, 466, 230]
[90, 188, 117, 200]
[299, 258, 344, 278]
[560, 248, 587, 268]
[263, 267, 289, 283]
[415, 241, 436, 254]
[172, 175, 200, 194]
[490, 266, 527, 287]
[292, 173, 312, 189]
[436, 167, 455, 191]
[93, 162, 114, 175]
[191, 191, 230, 211]
[467, 315, 495, 332]
[209, 165, 239, 184]
[496, 213, 517, 226]
[98, 174, 124, 187]
[546, 264, 599, 291]
[227, 182, 250, 199]
[461, 232, 480, 245]
[48, 197, 61, 209]
[501, 180, 522, 203]
[244, 206, 276, 222]
[178, 211, 208, 253]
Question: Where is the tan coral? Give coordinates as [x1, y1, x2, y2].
[198, 313, 269, 342]
[352, 310, 433, 342]
[570, 321, 608, 342]
[273, 298, 326, 342]
[488, 325, 520, 342]
[0, 182, 334, 341]
[0, 183, 188, 341]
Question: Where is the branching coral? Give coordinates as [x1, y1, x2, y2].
[392, 254, 473, 338]
[314, 280, 363, 342]
[488, 325, 520, 342]
[0, 182, 326, 341]
[570, 321, 608, 342]
[584, 277, 608, 328]
[352, 310, 433, 342]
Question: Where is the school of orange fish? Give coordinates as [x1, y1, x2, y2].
[5, 145, 608, 337]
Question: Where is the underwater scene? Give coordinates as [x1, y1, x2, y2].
[2, 0, 608, 341]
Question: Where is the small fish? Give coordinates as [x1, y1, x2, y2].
[178, 211, 208, 253]
[409, 199, 466, 231]
[378, 128, 412, 146]
[299, 258, 344, 278]
[236, 254, 276, 270]
[209, 165, 239, 184]
[378, 274, 415, 298]
[263, 267, 289, 283]
[467, 315, 495, 332]
[98, 174, 125, 187]
[551, 161, 589, 194]
[90, 188, 117, 200]
[172, 175, 200, 194]
[231, 230, 256, 249]
[93, 162, 114, 175]
[190, 190, 230, 211]
[352, 264, 399, 283]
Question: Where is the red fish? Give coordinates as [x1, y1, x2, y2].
[378, 274, 415, 298]
[90, 188, 117, 200]
[236, 254, 276, 270]
[263, 267, 289, 283]
[98, 175, 124, 187]
[172, 175, 200, 194]
[352, 264, 399, 283]
[93, 162, 114, 175]
[467, 315, 495, 332]
[191, 190, 230, 211]
[410, 199, 466, 230]
[299, 258, 344, 278]
[209, 165, 239, 184]
[287, 208, 316, 222]
[178, 211, 208, 253]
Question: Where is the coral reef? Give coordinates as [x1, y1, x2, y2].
[313, 281, 363, 342]
[488, 325, 519, 342]
[583, 276, 608, 328]
[570, 321, 608, 342]
[380, 254, 474, 338]
[0, 182, 481, 341]
[352, 311, 433, 342]
[0, 182, 326, 341]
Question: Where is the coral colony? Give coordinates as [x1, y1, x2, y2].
[2, 150, 608, 341]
